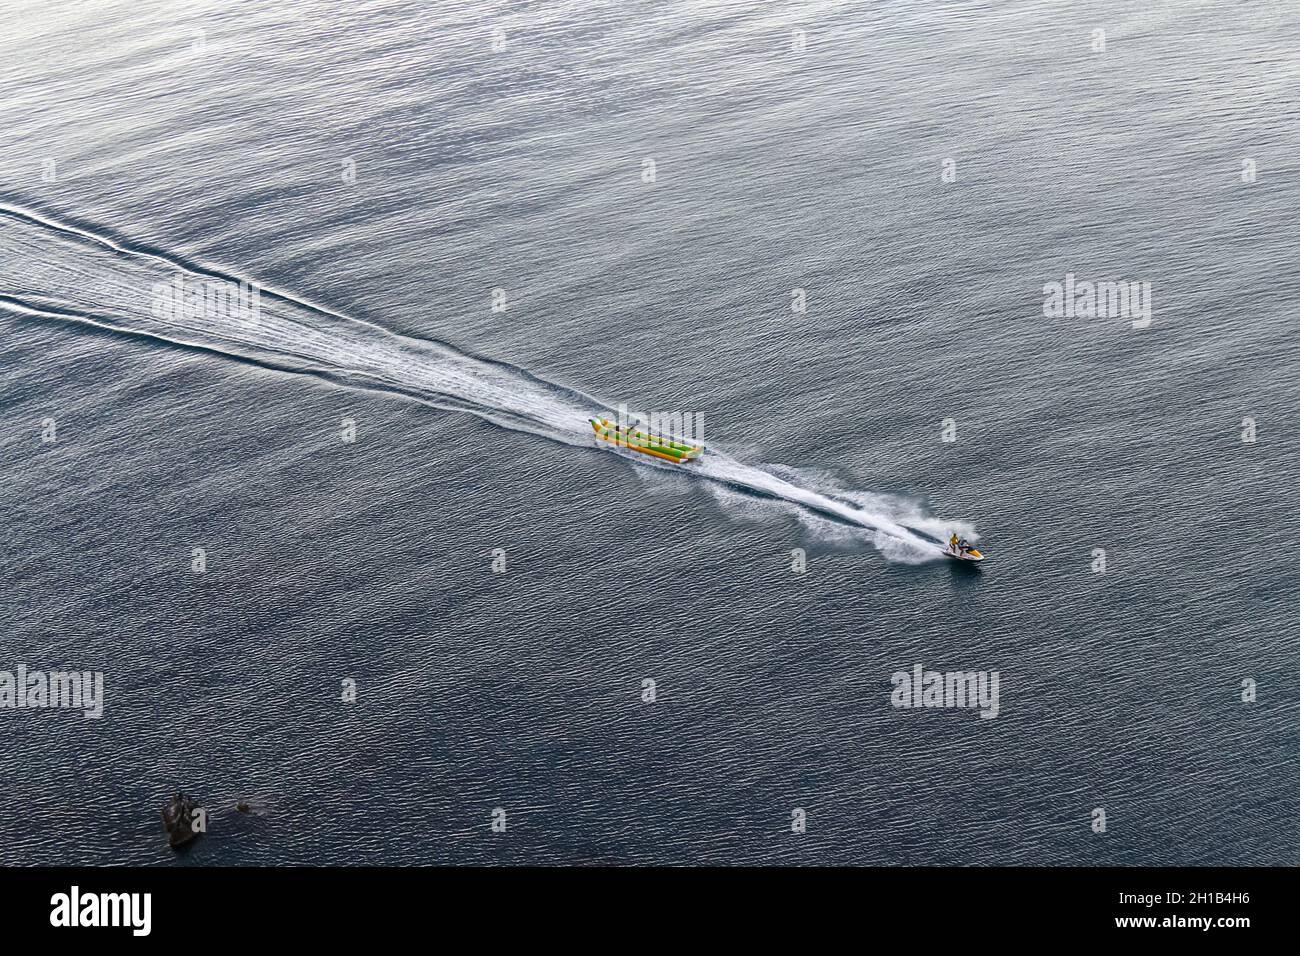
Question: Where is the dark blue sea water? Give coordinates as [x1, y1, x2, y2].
[1, 1, 1297, 865]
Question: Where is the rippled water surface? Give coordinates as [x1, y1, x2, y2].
[1, 0, 1296, 864]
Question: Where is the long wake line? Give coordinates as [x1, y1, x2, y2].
[0, 200, 972, 561]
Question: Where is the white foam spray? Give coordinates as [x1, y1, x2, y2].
[0, 202, 972, 562]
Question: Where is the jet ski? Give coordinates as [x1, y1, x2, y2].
[589, 417, 704, 464]
[944, 536, 985, 562]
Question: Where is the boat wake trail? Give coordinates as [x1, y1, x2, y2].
[0, 202, 972, 562]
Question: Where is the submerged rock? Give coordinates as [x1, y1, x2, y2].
[161, 791, 202, 848]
